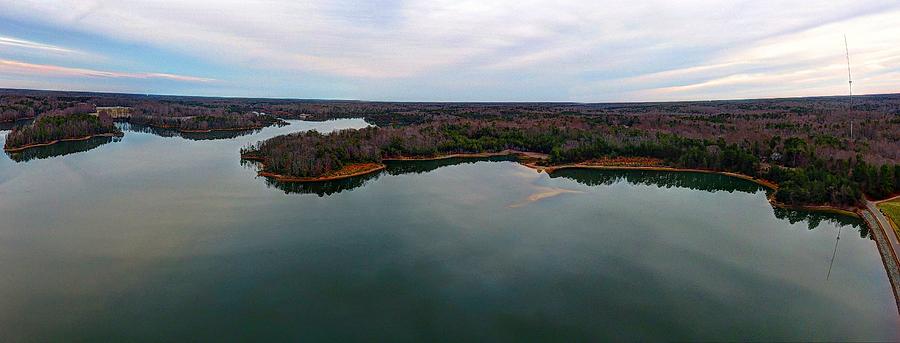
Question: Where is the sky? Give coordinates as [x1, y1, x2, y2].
[0, 0, 897, 102]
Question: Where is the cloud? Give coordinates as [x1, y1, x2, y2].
[0, 35, 77, 54]
[0, 0, 898, 100]
[508, 186, 583, 208]
[0, 59, 215, 82]
[618, 8, 900, 100]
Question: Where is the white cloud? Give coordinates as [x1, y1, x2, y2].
[616, 8, 900, 100]
[0, 0, 898, 100]
[0, 35, 77, 54]
[0, 59, 215, 82]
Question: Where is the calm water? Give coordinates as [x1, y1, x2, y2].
[1, 119, 897, 341]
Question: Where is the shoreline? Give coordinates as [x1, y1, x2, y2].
[537, 164, 860, 217]
[3, 132, 123, 153]
[245, 149, 542, 183]
[257, 164, 385, 182]
[244, 149, 880, 216]
[382, 150, 545, 161]
[141, 122, 269, 133]
[241, 155, 386, 182]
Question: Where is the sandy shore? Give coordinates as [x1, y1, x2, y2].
[256, 165, 386, 182]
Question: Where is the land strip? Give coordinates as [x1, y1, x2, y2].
[242, 155, 385, 182]
[144, 123, 270, 133]
[3, 132, 122, 153]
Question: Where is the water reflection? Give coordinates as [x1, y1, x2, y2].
[385, 155, 518, 175]
[553, 167, 866, 235]
[260, 167, 385, 196]
[550, 168, 767, 194]
[123, 122, 262, 140]
[2, 119, 258, 163]
[772, 207, 867, 236]
[5, 136, 121, 162]
[261, 160, 765, 197]
[260, 159, 867, 236]
[256, 156, 519, 196]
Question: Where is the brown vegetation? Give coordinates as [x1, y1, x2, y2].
[4, 109, 122, 151]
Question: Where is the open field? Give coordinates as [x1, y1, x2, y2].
[879, 199, 900, 236]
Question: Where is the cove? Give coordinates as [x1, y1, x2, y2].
[1, 119, 897, 341]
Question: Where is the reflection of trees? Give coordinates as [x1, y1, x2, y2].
[552, 168, 866, 236]
[263, 169, 384, 196]
[124, 122, 259, 141]
[772, 207, 867, 237]
[254, 158, 869, 237]
[5, 136, 119, 162]
[550, 168, 766, 194]
[263, 159, 768, 197]
[257, 156, 517, 196]
[384, 156, 517, 175]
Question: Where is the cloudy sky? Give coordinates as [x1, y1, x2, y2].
[0, 0, 897, 101]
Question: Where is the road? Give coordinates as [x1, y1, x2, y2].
[866, 199, 900, 262]
[862, 199, 900, 313]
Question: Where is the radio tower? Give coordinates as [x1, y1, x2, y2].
[845, 35, 853, 140]
[845, 35, 853, 106]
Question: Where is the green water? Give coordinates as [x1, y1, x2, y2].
[1, 119, 897, 341]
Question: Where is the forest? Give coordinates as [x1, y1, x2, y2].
[4, 108, 122, 150]
[128, 102, 285, 131]
[242, 116, 898, 208]
[0, 94, 98, 122]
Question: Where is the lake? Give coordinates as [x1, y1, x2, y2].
[1, 119, 897, 341]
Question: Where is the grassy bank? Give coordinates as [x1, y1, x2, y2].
[879, 199, 900, 236]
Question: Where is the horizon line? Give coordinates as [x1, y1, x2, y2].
[0, 87, 882, 105]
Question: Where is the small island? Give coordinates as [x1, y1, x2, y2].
[4, 112, 123, 152]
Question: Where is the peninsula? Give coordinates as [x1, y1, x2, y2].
[241, 114, 898, 211]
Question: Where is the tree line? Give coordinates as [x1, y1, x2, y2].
[129, 102, 285, 131]
[1, 97, 96, 122]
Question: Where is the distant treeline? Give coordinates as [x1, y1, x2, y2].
[130, 113, 284, 131]
[0, 97, 97, 122]
[128, 102, 285, 131]
[243, 118, 898, 207]
[3, 89, 897, 163]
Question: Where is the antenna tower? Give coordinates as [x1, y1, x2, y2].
[845, 35, 853, 105]
[845, 35, 854, 140]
